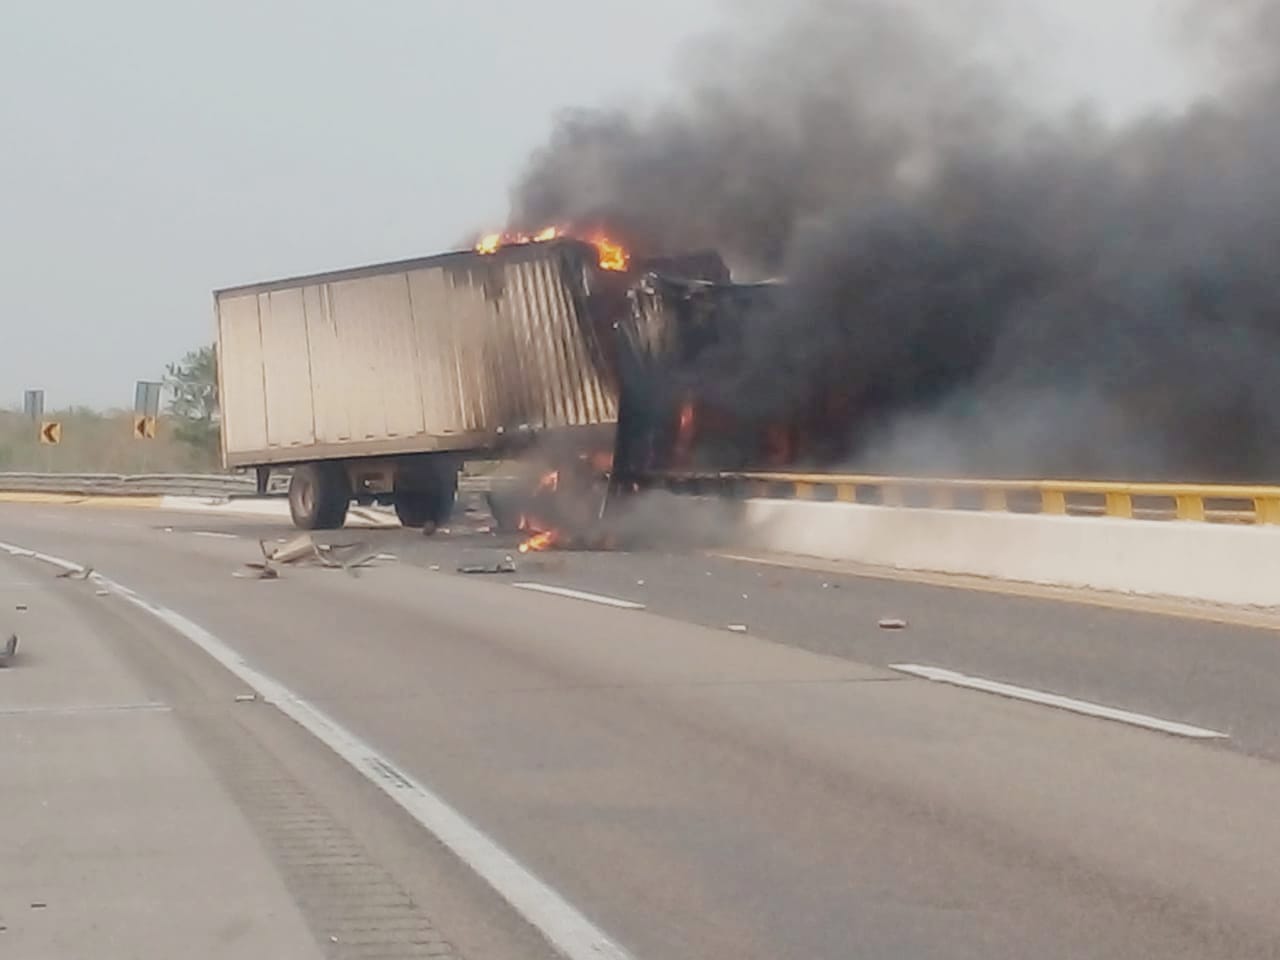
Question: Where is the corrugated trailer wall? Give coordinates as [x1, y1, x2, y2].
[216, 241, 620, 468]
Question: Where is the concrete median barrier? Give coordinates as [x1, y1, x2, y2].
[709, 498, 1280, 608]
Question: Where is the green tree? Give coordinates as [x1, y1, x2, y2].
[165, 345, 220, 465]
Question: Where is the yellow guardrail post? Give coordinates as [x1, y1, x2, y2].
[794, 482, 816, 500]
[1175, 494, 1206, 522]
[1105, 491, 1133, 519]
[1255, 496, 1280, 525]
[835, 483, 857, 503]
[1041, 488, 1067, 515]
[983, 488, 1009, 512]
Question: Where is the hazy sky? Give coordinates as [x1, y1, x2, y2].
[1, 1, 1196, 409]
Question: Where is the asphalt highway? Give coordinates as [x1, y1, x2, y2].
[3, 498, 1280, 959]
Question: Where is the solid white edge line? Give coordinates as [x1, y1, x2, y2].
[513, 583, 646, 610]
[890, 663, 1229, 740]
[0, 539, 632, 960]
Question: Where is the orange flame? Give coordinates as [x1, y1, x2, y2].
[589, 233, 629, 272]
[475, 225, 630, 272]
[518, 530, 558, 553]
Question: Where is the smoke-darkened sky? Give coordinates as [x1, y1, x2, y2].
[1, 1, 1193, 409]
[509, 1, 1280, 481]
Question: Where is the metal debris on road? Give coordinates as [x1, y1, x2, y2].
[238, 534, 394, 579]
[234, 693, 256, 703]
[727, 624, 748, 633]
[94, 588, 110, 597]
[264, 534, 315, 565]
[55, 565, 93, 580]
[15, 603, 27, 611]
[878, 618, 909, 630]
[0, 634, 18, 666]
[458, 555, 518, 575]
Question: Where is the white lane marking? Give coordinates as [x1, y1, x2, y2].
[0, 539, 631, 960]
[513, 583, 646, 610]
[0, 702, 171, 718]
[890, 663, 1229, 740]
[191, 531, 239, 540]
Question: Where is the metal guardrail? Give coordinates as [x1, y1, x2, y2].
[648, 471, 1280, 525]
[0, 472, 259, 498]
[8, 469, 1276, 526]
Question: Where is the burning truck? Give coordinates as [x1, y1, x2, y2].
[214, 230, 755, 541]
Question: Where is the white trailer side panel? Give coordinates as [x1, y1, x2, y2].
[216, 242, 619, 468]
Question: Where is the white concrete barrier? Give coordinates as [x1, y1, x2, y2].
[728, 498, 1280, 608]
[159, 497, 400, 528]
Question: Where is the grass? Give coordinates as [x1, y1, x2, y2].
[0, 408, 221, 474]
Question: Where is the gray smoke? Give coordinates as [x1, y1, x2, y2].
[508, 0, 1280, 481]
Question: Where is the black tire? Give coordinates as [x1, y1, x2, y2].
[486, 490, 525, 534]
[289, 462, 350, 530]
[393, 492, 431, 529]
[394, 457, 458, 530]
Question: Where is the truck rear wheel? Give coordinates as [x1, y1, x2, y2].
[393, 492, 432, 529]
[289, 462, 351, 530]
[394, 477, 456, 530]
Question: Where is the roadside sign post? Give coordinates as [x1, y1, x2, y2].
[23, 389, 44, 425]
[134, 381, 162, 419]
[133, 380, 163, 472]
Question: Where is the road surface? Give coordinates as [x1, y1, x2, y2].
[2, 499, 1279, 959]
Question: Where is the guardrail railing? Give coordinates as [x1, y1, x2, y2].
[647, 471, 1280, 525]
[0, 472, 261, 498]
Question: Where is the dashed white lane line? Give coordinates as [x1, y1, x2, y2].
[890, 663, 1229, 740]
[0, 539, 632, 960]
[513, 583, 646, 610]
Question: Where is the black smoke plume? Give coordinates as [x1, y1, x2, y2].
[508, 0, 1280, 481]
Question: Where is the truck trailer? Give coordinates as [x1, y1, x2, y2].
[215, 239, 625, 529]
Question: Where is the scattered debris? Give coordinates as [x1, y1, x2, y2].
[235, 564, 279, 580]
[727, 624, 748, 633]
[636, 579, 645, 586]
[265, 534, 315, 565]
[237, 534, 394, 579]
[55, 565, 93, 581]
[15, 603, 27, 612]
[458, 555, 518, 575]
[94, 589, 110, 597]
[30, 903, 46, 910]
[878, 618, 908, 630]
[0, 634, 18, 666]
[429, 564, 441, 571]
[742, 593, 749, 600]
[234, 693, 256, 703]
